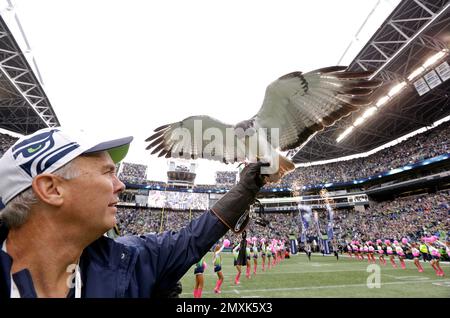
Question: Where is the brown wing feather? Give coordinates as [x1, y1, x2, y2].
[253, 66, 382, 152]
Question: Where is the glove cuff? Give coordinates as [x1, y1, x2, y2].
[210, 183, 256, 233]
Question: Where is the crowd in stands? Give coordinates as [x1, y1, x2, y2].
[118, 162, 148, 184]
[334, 190, 450, 243]
[115, 190, 449, 253]
[274, 120, 450, 188]
[0, 133, 18, 157]
[146, 190, 209, 210]
[116, 207, 205, 236]
[215, 171, 237, 186]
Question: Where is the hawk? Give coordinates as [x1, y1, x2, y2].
[146, 66, 381, 182]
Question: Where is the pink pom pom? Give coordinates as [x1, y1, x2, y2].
[251, 236, 257, 243]
[431, 250, 440, 257]
[393, 240, 399, 245]
[401, 238, 408, 244]
[385, 240, 391, 245]
[260, 238, 266, 243]
[430, 236, 438, 243]
[223, 239, 230, 248]
[202, 261, 207, 270]
[376, 239, 382, 244]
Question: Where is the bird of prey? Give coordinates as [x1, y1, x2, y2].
[145, 66, 381, 182]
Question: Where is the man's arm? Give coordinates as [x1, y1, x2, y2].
[117, 162, 268, 295]
[117, 210, 227, 294]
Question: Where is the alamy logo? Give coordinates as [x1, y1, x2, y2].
[12, 129, 80, 177]
[366, 264, 381, 288]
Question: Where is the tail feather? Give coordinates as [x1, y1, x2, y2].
[267, 154, 295, 183]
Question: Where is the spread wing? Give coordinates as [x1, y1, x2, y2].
[253, 66, 382, 151]
[145, 115, 245, 163]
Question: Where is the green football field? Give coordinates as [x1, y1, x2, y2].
[179, 252, 450, 298]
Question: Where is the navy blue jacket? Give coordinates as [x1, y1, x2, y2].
[0, 211, 228, 298]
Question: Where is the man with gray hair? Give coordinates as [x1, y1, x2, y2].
[0, 127, 268, 298]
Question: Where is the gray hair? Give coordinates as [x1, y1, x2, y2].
[0, 160, 81, 229]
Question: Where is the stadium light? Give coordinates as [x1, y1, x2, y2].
[336, 126, 353, 143]
[337, 78, 410, 143]
[407, 66, 425, 81]
[388, 81, 406, 97]
[422, 49, 447, 69]
[406, 49, 448, 82]
[376, 95, 390, 108]
[353, 117, 365, 126]
[362, 106, 377, 119]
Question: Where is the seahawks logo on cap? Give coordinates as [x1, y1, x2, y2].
[12, 129, 80, 177]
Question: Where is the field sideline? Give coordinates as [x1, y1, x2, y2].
[179, 252, 450, 298]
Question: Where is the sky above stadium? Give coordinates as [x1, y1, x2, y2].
[4, 0, 400, 184]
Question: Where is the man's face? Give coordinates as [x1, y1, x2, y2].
[62, 151, 125, 236]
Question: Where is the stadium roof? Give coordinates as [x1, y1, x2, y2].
[0, 11, 60, 135]
[291, 0, 450, 163]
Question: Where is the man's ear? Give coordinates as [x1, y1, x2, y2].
[32, 173, 64, 207]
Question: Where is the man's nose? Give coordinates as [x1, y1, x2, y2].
[113, 175, 126, 193]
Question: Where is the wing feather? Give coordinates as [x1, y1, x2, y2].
[145, 115, 235, 163]
[253, 66, 381, 151]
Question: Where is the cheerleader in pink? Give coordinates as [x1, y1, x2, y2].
[245, 238, 252, 278]
[363, 243, 370, 264]
[367, 241, 376, 264]
[272, 239, 279, 265]
[394, 241, 406, 270]
[193, 257, 207, 298]
[232, 242, 241, 285]
[357, 241, 364, 260]
[266, 243, 272, 269]
[376, 240, 386, 265]
[213, 241, 227, 294]
[346, 242, 353, 259]
[351, 242, 360, 260]
[426, 236, 445, 277]
[260, 238, 267, 271]
[281, 240, 286, 260]
[429, 245, 444, 277]
[410, 242, 424, 273]
[251, 237, 259, 275]
[385, 240, 397, 268]
[271, 241, 278, 266]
